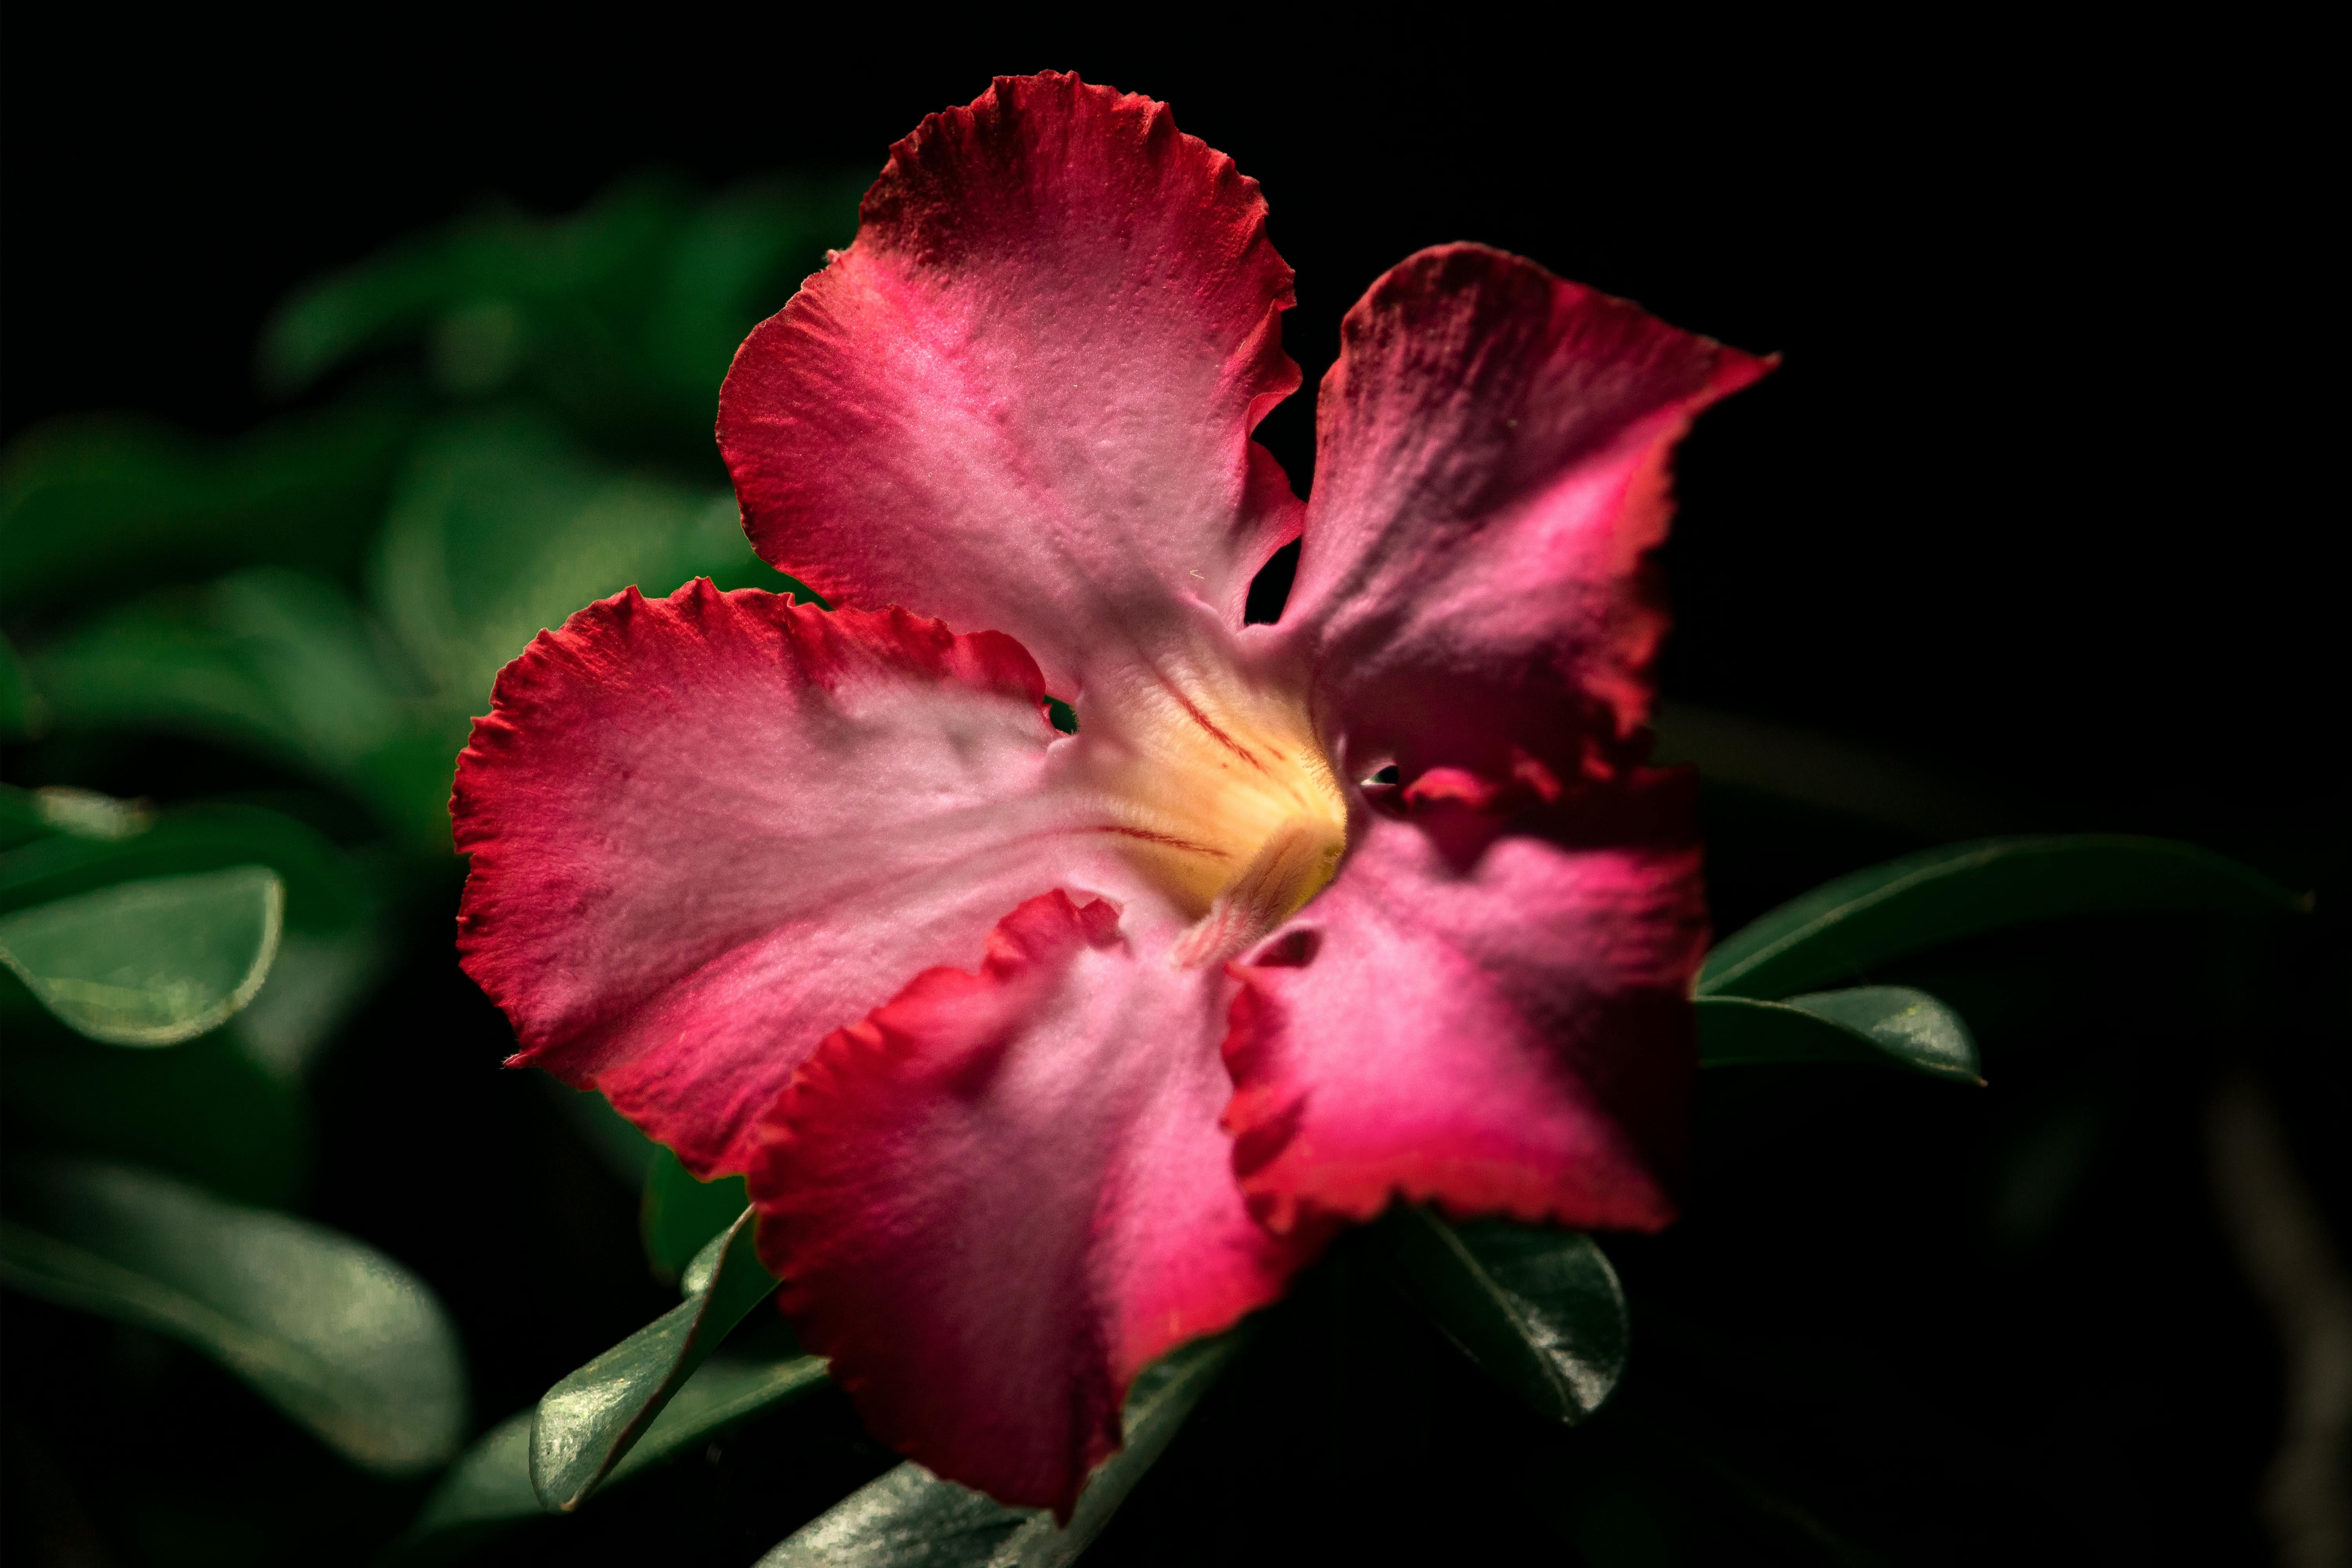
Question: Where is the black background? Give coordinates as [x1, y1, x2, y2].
[2, 14, 2338, 1566]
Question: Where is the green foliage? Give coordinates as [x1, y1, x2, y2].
[397, 1354, 830, 1561]
[0, 394, 425, 615]
[0, 866, 281, 1045]
[1699, 834, 2302, 999]
[1372, 1204, 1628, 1424]
[641, 1143, 751, 1283]
[1697, 985, 1982, 1083]
[258, 174, 863, 459]
[762, 1332, 1246, 1568]
[376, 407, 805, 713]
[530, 1208, 780, 1511]
[0, 1160, 466, 1473]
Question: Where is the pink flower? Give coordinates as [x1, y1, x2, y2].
[451, 73, 1768, 1515]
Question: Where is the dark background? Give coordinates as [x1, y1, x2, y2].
[3, 15, 2337, 1566]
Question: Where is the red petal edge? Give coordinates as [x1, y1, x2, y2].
[718, 71, 1303, 696]
[452, 578, 1078, 1178]
[751, 891, 1316, 1517]
[1222, 774, 1706, 1238]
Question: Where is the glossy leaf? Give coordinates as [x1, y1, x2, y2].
[0, 1160, 465, 1473]
[529, 1207, 778, 1511]
[1373, 1204, 1628, 1425]
[0, 396, 421, 612]
[0, 800, 388, 1077]
[1699, 835, 2303, 1000]
[375, 409, 809, 715]
[641, 1142, 750, 1283]
[0, 867, 283, 1045]
[1696, 986, 1982, 1084]
[393, 1353, 828, 1561]
[760, 1331, 1246, 1568]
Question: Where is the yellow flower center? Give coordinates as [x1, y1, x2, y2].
[1071, 653, 1348, 966]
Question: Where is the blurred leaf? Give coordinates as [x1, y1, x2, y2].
[545, 1080, 661, 1188]
[267, 177, 849, 445]
[1372, 1205, 1627, 1425]
[530, 1207, 778, 1512]
[0, 866, 282, 1045]
[26, 568, 459, 850]
[2, 782, 156, 852]
[642, 1142, 750, 1283]
[0, 631, 42, 737]
[394, 1354, 828, 1562]
[375, 408, 805, 715]
[0, 394, 422, 614]
[1698, 835, 2304, 1000]
[1652, 701, 2011, 839]
[1696, 985, 1982, 1084]
[1, 800, 389, 1076]
[760, 1330, 1245, 1568]
[0, 1159, 466, 1473]
[0, 1016, 310, 1205]
[260, 175, 861, 451]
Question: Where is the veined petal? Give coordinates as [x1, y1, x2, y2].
[718, 71, 1303, 698]
[1284, 244, 1770, 788]
[1223, 776, 1707, 1236]
[451, 579, 1122, 1178]
[751, 891, 1311, 1518]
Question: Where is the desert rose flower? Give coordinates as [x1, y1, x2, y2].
[452, 72, 1769, 1515]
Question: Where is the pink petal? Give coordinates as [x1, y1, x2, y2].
[1223, 774, 1708, 1236]
[1282, 243, 1771, 788]
[452, 579, 1131, 1178]
[751, 891, 1312, 1518]
[717, 72, 1302, 698]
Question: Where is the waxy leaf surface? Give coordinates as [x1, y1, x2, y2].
[1695, 986, 1981, 1084]
[1699, 835, 2301, 1000]
[0, 1160, 464, 1472]
[529, 1207, 777, 1511]
[760, 1331, 1244, 1568]
[396, 1353, 829, 1559]
[0, 866, 283, 1045]
[1372, 1204, 1628, 1424]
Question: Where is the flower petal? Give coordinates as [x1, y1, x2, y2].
[751, 891, 1310, 1517]
[1283, 243, 1770, 786]
[1223, 775, 1707, 1236]
[452, 579, 1118, 1178]
[717, 72, 1302, 697]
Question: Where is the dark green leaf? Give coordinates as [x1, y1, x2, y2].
[0, 867, 283, 1045]
[0, 396, 421, 612]
[529, 1206, 778, 1511]
[259, 175, 861, 449]
[0, 631, 41, 738]
[376, 409, 810, 716]
[1698, 835, 2303, 1000]
[1695, 986, 1982, 1084]
[393, 1353, 828, 1561]
[0, 1015, 310, 1205]
[26, 569, 459, 850]
[760, 1330, 1246, 1568]
[641, 1142, 750, 1283]
[0, 782, 154, 848]
[0, 1159, 465, 1473]
[1373, 1204, 1627, 1424]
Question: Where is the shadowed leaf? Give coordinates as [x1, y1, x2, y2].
[1697, 985, 1982, 1084]
[759, 1331, 1245, 1568]
[1699, 835, 2302, 1000]
[0, 1160, 465, 1473]
[1373, 1205, 1628, 1424]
